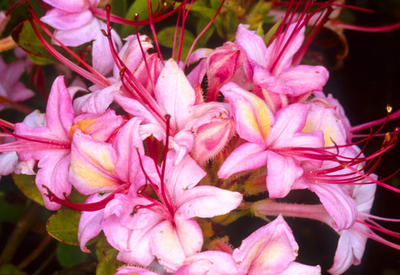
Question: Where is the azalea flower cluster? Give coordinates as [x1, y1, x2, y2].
[0, 0, 399, 274]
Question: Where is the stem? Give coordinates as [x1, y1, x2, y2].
[18, 235, 52, 270]
[0, 202, 41, 266]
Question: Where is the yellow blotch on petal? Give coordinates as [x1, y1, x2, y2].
[71, 158, 117, 188]
[241, 95, 272, 140]
[69, 118, 98, 138]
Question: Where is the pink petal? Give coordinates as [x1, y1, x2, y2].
[41, 9, 93, 30]
[308, 183, 357, 231]
[36, 151, 71, 210]
[221, 82, 274, 144]
[278, 262, 321, 275]
[115, 266, 159, 275]
[69, 130, 119, 195]
[266, 103, 323, 150]
[166, 154, 206, 198]
[177, 251, 239, 275]
[232, 215, 298, 275]
[113, 117, 146, 186]
[53, 18, 98, 46]
[177, 186, 242, 219]
[78, 194, 105, 252]
[218, 142, 268, 179]
[266, 151, 303, 199]
[328, 229, 367, 275]
[113, 34, 153, 78]
[73, 83, 121, 115]
[265, 23, 305, 74]
[150, 219, 203, 272]
[73, 109, 124, 141]
[278, 65, 329, 96]
[235, 24, 268, 67]
[155, 59, 195, 130]
[45, 76, 74, 141]
[43, 0, 89, 13]
[92, 21, 122, 75]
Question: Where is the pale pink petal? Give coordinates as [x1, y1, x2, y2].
[278, 262, 321, 275]
[218, 142, 268, 179]
[73, 109, 124, 141]
[73, 83, 121, 115]
[115, 266, 159, 275]
[113, 93, 159, 125]
[221, 82, 274, 144]
[266, 103, 324, 150]
[113, 34, 152, 79]
[265, 23, 305, 74]
[328, 229, 367, 275]
[188, 48, 212, 64]
[304, 104, 347, 147]
[155, 59, 195, 130]
[177, 186, 242, 219]
[43, 0, 89, 13]
[177, 251, 239, 275]
[53, 18, 98, 46]
[92, 21, 122, 75]
[236, 24, 268, 67]
[44, 76, 74, 141]
[308, 183, 357, 231]
[0, 152, 18, 175]
[253, 64, 293, 95]
[113, 117, 146, 186]
[78, 194, 105, 252]
[278, 65, 329, 96]
[69, 130, 119, 195]
[166, 154, 206, 199]
[169, 130, 194, 165]
[232, 215, 298, 275]
[266, 151, 303, 198]
[35, 151, 71, 210]
[150, 219, 203, 272]
[41, 9, 93, 30]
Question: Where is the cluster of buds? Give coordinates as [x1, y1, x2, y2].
[0, 0, 399, 274]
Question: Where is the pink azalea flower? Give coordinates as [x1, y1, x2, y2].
[101, 152, 242, 272]
[41, 0, 122, 75]
[0, 56, 35, 111]
[176, 215, 321, 275]
[115, 59, 235, 166]
[218, 82, 324, 198]
[235, 23, 329, 97]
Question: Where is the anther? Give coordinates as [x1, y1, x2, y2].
[387, 105, 393, 113]
[134, 13, 139, 21]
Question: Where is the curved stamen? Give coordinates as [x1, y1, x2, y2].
[43, 184, 130, 211]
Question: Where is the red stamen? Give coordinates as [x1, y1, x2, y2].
[44, 184, 130, 211]
[26, 2, 110, 87]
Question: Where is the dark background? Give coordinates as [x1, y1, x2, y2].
[323, 0, 400, 274]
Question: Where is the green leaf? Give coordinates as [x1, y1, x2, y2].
[56, 242, 90, 268]
[157, 26, 195, 61]
[0, 192, 25, 223]
[264, 18, 282, 45]
[11, 21, 55, 65]
[120, 0, 159, 38]
[46, 209, 81, 245]
[12, 173, 44, 206]
[95, 235, 123, 275]
[195, 18, 216, 48]
[0, 264, 28, 275]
